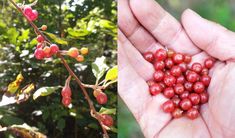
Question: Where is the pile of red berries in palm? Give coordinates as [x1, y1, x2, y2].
[144, 49, 214, 120]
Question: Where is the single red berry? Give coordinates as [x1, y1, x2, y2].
[189, 93, 200, 105]
[170, 66, 182, 77]
[179, 91, 189, 99]
[159, 82, 166, 89]
[50, 44, 59, 54]
[165, 58, 174, 69]
[34, 48, 45, 60]
[193, 82, 205, 93]
[186, 108, 199, 120]
[30, 10, 38, 21]
[186, 71, 199, 83]
[180, 98, 192, 110]
[200, 75, 211, 86]
[162, 100, 175, 113]
[61, 86, 72, 97]
[96, 92, 108, 104]
[204, 58, 214, 69]
[153, 70, 164, 82]
[191, 63, 203, 73]
[62, 97, 71, 107]
[184, 81, 193, 91]
[176, 75, 185, 84]
[185, 70, 191, 76]
[143, 52, 154, 62]
[147, 80, 155, 87]
[149, 83, 162, 96]
[172, 53, 184, 64]
[101, 114, 113, 127]
[163, 87, 175, 98]
[167, 49, 175, 58]
[154, 49, 167, 61]
[174, 84, 185, 95]
[36, 35, 44, 43]
[23, 6, 32, 15]
[164, 75, 176, 87]
[201, 68, 209, 75]
[200, 92, 209, 104]
[172, 97, 181, 107]
[172, 108, 183, 118]
[184, 55, 192, 63]
[154, 61, 165, 70]
[178, 63, 187, 72]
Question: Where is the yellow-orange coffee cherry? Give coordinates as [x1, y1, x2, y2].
[76, 55, 84, 62]
[81, 47, 89, 55]
[67, 47, 79, 58]
[41, 25, 47, 31]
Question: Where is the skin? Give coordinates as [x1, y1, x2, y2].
[118, 0, 235, 137]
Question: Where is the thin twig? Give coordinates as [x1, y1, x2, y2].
[8, 0, 109, 137]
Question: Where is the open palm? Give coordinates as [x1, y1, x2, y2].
[118, 0, 235, 137]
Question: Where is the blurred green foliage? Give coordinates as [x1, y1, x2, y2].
[0, 0, 117, 137]
[119, 0, 235, 137]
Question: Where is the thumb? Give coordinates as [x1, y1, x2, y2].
[182, 9, 235, 61]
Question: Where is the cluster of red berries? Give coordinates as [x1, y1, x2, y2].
[143, 49, 214, 120]
[61, 78, 72, 107]
[23, 6, 38, 21]
[93, 89, 108, 105]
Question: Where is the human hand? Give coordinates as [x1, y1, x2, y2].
[118, 0, 235, 137]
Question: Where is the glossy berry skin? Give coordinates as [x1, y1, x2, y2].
[34, 48, 45, 60]
[189, 93, 200, 105]
[200, 75, 211, 86]
[165, 58, 174, 69]
[184, 81, 193, 91]
[96, 92, 108, 104]
[93, 89, 101, 98]
[172, 108, 183, 118]
[154, 49, 167, 61]
[163, 87, 175, 98]
[143, 52, 154, 62]
[186, 71, 199, 83]
[176, 75, 185, 84]
[172, 97, 181, 107]
[37, 35, 44, 43]
[200, 92, 209, 104]
[165, 70, 171, 76]
[81, 47, 89, 55]
[67, 47, 79, 58]
[162, 100, 175, 113]
[193, 82, 205, 93]
[204, 58, 214, 69]
[179, 91, 189, 99]
[167, 49, 175, 58]
[184, 55, 192, 63]
[101, 114, 113, 127]
[159, 82, 166, 89]
[186, 108, 199, 120]
[36, 43, 43, 49]
[50, 44, 59, 54]
[170, 66, 182, 77]
[30, 10, 38, 21]
[178, 63, 187, 72]
[43, 46, 51, 58]
[154, 61, 165, 70]
[164, 75, 176, 87]
[76, 55, 84, 62]
[191, 63, 202, 73]
[153, 70, 164, 82]
[174, 84, 185, 95]
[172, 53, 184, 64]
[192, 105, 200, 110]
[147, 80, 155, 87]
[62, 97, 71, 107]
[61, 86, 72, 97]
[201, 68, 209, 75]
[23, 6, 32, 15]
[180, 98, 192, 110]
[149, 83, 162, 95]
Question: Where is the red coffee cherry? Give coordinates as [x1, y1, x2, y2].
[159, 82, 166, 89]
[163, 87, 175, 98]
[62, 97, 71, 107]
[191, 63, 202, 73]
[176, 75, 185, 84]
[167, 49, 175, 58]
[170, 66, 182, 77]
[172, 96, 181, 107]
[164, 75, 176, 87]
[149, 83, 162, 96]
[154, 49, 167, 61]
[23, 6, 33, 15]
[165, 70, 171, 76]
[172, 53, 184, 64]
[96, 92, 108, 104]
[184, 81, 193, 91]
[36, 35, 44, 43]
[200, 92, 209, 104]
[189, 93, 200, 105]
[34, 48, 45, 60]
[165, 58, 174, 69]
[186, 71, 199, 83]
[67, 47, 79, 58]
[101, 114, 113, 127]
[178, 63, 187, 72]
[172, 108, 183, 118]
[61, 85, 72, 97]
[193, 82, 205, 93]
[93, 89, 102, 98]
[36, 43, 43, 49]
[154, 61, 165, 70]
[30, 10, 38, 21]
[174, 84, 185, 95]
[179, 91, 189, 99]
[147, 80, 155, 87]
[153, 70, 164, 82]
[186, 108, 199, 120]
[184, 55, 192, 63]
[50, 44, 59, 54]
[143, 52, 154, 62]
[192, 105, 200, 110]
[200, 75, 211, 86]
[201, 68, 209, 75]
[204, 58, 214, 69]
[162, 100, 175, 113]
[180, 98, 192, 110]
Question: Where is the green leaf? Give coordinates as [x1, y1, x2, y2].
[91, 56, 109, 82]
[7, 28, 19, 45]
[44, 32, 68, 45]
[99, 19, 116, 29]
[33, 86, 61, 100]
[99, 107, 116, 115]
[67, 28, 90, 38]
[18, 29, 30, 42]
[110, 126, 117, 133]
[105, 66, 117, 81]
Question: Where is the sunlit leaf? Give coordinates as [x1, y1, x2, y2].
[7, 73, 24, 94]
[33, 86, 61, 100]
[92, 56, 109, 82]
[44, 32, 68, 45]
[99, 107, 116, 115]
[67, 28, 90, 38]
[105, 66, 117, 81]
